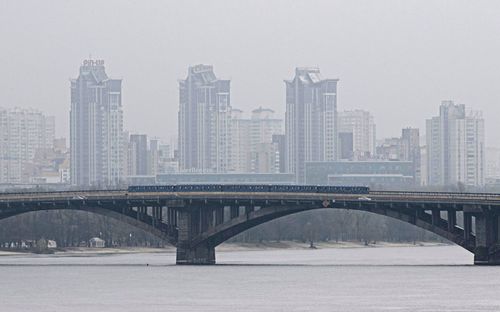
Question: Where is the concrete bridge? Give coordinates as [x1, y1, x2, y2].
[1, 188, 500, 265]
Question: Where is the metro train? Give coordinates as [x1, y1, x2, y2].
[127, 184, 369, 194]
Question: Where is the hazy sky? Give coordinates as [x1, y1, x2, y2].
[1, 0, 500, 145]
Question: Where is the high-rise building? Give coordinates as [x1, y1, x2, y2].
[426, 101, 485, 187]
[249, 108, 283, 173]
[338, 132, 354, 160]
[229, 107, 283, 173]
[401, 127, 421, 184]
[148, 139, 159, 176]
[70, 59, 124, 186]
[178, 65, 231, 173]
[229, 108, 251, 173]
[338, 110, 376, 160]
[0, 107, 55, 183]
[272, 134, 286, 173]
[129, 134, 148, 176]
[285, 68, 338, 182]
[485, 147, 500, 180]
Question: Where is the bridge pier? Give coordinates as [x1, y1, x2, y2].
[176, 208, 215, 265]
[447, 210, 456, 232]
[474, 211, 500, 265]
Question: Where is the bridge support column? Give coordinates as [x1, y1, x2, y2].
[474, 210, 500, 265]
[464, 213, 472, 244]
[447, 210, 456, 232]
[431, 210, 441, 226]
[230, 206, 239, 219]
[215, 207, 224, 225]
[176, 208, 215, 265]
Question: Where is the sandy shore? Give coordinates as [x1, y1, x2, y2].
[0, 241, 447, 256]
[216, 241, 447, 252]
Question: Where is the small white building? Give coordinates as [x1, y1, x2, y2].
[89, 237, 105, 248]
[47, 240, 57, 249]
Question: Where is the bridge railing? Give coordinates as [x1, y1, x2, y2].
[0, 190, 125, 201]
[370, 190, 500, 201]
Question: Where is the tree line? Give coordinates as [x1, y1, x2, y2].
[0, 208, 442, 248]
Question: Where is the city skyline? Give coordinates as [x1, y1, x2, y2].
[0, 59, 489, 188]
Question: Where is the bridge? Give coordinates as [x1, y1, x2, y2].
[1, 188, 500, 265]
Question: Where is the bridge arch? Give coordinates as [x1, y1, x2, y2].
[192, 204, 472, 252]
[0, 206, 175, 246]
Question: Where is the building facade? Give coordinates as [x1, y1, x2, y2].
[338, 110, 376, 160]
[229, 107, 283, 173]
[128, 134, 148, 176]
[305, 161, 414, 189]
[70, 59, 124, 186]
[229, 108, 251, 173]
[272, 134, 286, 173]
[426, 101, 485, 187]
[486, 147, 500, 180]
[401, 127, 421, 185]
[157, 143, 178, 174]
[178, 64, 231, 173]
[0, 107, 55, 183]
[285, 68, 338, 182]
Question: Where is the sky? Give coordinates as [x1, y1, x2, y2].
[1, 0, 500, 145]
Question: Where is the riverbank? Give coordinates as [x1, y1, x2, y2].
[0, 241, 448, 257]
[217, 240, 447, 252]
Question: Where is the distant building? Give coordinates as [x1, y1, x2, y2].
[23, 138, 70, 185]
[126, 175, 156, 185]
[178, 64, 231, 173]
[70, 59, 124, 186]
[401, 127, 421, 185]
[338, 110, 376, 160]
[229, 107, 283, 173]
[157, 144, 178, 174]
[420, 145, 428, 186]
[0, 107, 55, 183]
[89, 237, 105, 248]
[375, 128, 421, 186]
[376, 137, 402, 161]
[148, 139, 159, 176]
[338, 132, 354, 160]
[249, 108, 283, 173]
[486, 147, 500, 179]
[285, 68, 338, 182]
[229, 108, 251, 173]
[126, 135, 176, 178]
[305, 161, 414, 189]
[426, 101, 484, 187]
[129, 134, 148, 176]
[157, 173, 295, 185]
[272, 134, 286, 173]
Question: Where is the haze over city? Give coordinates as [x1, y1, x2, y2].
[2, 2, 500, 311]
[1, 0, 500, 142]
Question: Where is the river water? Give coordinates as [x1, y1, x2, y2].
[1, 245, 499, 311]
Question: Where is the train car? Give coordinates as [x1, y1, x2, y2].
[127, 184, 369, 194]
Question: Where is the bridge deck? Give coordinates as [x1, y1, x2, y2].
[1, 190, 500, 206]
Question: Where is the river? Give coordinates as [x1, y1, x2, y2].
[1, 245, 499, 311]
